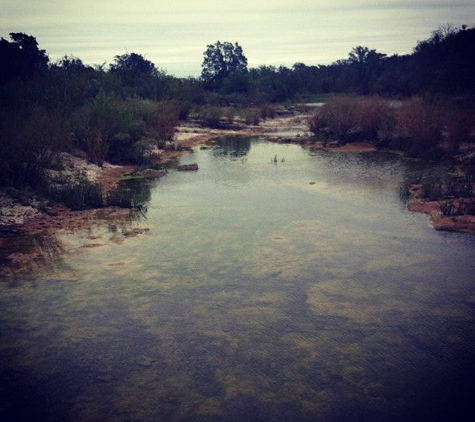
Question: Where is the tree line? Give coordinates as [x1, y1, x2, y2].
[0, 25, 474, 196]
[1, 25, 474, 106]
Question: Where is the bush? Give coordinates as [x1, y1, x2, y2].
[395, 97, 443, 158]
[106, 181, 150, 210]
[353, 96, 391, 140]
[130, 99, 178, 141]
[440, 198, 475, 216]
[421, 174, 473, 200]
[314, 95, 358, 140]
[443, 104, 475, 154]
[259, 104, 276, 120]
[198, 106, 222, 128]
[0, 106, 66, 188]
[307, 95, 389, 142]
[307, 95, 470, 159]
[70, 94, 179, 165]
[130, 138, 157, 166]
[241, 108, 260, 126]
[70, 90, 143, 165]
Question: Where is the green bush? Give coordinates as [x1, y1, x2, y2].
[198, 106, 222, 128]
[106, 179, 151, 210]
[70, 94, 179, 165]
[70, 90, 143, 165]
[0, 106, 66, 188]
[127, 98, 178, 141]
[240, 108, 260, 126]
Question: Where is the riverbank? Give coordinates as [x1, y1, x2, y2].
[1, 108, 475, 274]
[407, 188, 475, 235]
[0, 112, 299, 274]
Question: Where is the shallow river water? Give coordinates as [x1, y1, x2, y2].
[1, 137, 475, 422]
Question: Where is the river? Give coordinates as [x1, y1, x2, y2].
[1, 137, 475, 421]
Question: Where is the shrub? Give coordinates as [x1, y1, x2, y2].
[70, 90, 144, 165]
[0, 106, 66, 188]
[353, 96, 391, 141]
[241, 108, 260, 126]
[440, 198, 475, 216]
[106, 179, 151, 210]
[307, 95, 463, 158]
[71, 94, 179, 165]
[132, 99, 178, 141]
[130, 138, 157, 166]
[199, 106, 222, 128]
[308, 95, 389, 142]
[443, 106, 475, 154]
[223, 106, 236, 124]
[395, 97, 444, 158]
[259, 104, 276, 120]
[421, 173, 473, 200]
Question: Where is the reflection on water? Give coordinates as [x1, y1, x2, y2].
[1, 137, 475, 422]
[212, 136, 251, 160]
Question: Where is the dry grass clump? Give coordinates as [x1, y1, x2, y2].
[394, 97, 443, 158]
[307, 95, 390, 142]
[308, 95, 475, 159]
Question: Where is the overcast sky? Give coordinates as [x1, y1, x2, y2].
[1, 0, 474, 77]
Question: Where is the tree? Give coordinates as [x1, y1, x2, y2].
[347, 46, 386, 94]
[412, 25, 475, 93]
[109, 53, 157, 77]
[109, 53, 168, 100]
[0, 32, 48, 82]
[201, 41, 248, 87]
[48, 55, 98, 112]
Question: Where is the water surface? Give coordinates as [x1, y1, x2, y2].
[1, 137, 475, 422]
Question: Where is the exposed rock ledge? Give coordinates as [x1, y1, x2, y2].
[408, 200, 475, 235]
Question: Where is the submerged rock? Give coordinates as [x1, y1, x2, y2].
[177, 163, 199, 171]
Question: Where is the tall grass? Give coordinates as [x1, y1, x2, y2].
[308, 95, 475, 159]
[307, 96, 390, 142]
[395, 97, 443, 158]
